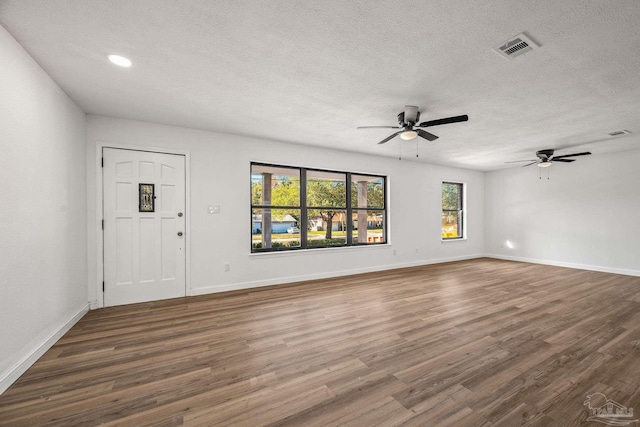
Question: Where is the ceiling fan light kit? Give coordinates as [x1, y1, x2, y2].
[400, 130, 417, 140]
[357, 105, 468, 145]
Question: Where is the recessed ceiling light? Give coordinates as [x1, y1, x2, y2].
[107, 54, 132, 68]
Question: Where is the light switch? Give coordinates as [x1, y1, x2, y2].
[208, 205, 220, 214]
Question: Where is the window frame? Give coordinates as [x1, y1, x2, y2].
[251, 162, 387, 252]
[441, 181, 465, 240]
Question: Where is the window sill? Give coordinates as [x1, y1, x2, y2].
[441, 238, 467, 243]
[250, 243, 390, 258]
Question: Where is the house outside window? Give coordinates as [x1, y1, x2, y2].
[442, 181, 464, 239]
[251, 163, 387, 252]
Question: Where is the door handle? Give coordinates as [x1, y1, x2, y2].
[177, 232, 183, 237]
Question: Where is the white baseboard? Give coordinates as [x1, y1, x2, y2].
[485, 254, 640, 277]
[191, 254, 484, 296]
[0, 304, 89, 395]
[89, 300, 100, 310]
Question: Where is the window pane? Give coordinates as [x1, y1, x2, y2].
[351, 175, 384, 209]
[352, 210, 385, 244]
[251, 165, 300, 207]
[307, 209, 347, 246]
[442, 210, 461, 239]
[307, 170, 346, 208]
[252, 208, 301, 251]
[442, 182, 461, 210]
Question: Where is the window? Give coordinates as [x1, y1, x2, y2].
[307, 170, 347, 247]
[442, 182, 464, 239]
[251, 163, 386, 252]
[351, 174, 385, 245]
[251, 165, 301, 250]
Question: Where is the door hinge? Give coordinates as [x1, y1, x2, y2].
[102, 281, 105, 292]
[101, 220, 104, 230]
[101, 157, 104, 167]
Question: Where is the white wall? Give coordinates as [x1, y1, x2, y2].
[0, 26, 88, 393]
[86, 115, 485, 305]
[485, 148, 640, 276]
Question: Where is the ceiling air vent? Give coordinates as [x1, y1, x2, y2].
[608, 130, 631, 137]
[493, 33, 538, 60]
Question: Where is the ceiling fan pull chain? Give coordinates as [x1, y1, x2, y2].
[416, 139, 419, 158]
[399, 142, 402, 161]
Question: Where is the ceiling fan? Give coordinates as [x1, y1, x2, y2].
[357, 105, 469, 144]
[506, 149, 592, 167]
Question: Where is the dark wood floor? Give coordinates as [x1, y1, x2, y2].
[2, 258, 640, 426]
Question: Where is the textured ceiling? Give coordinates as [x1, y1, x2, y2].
[1, 0, 640, 170]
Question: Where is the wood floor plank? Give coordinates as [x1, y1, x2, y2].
[1, 258, 640, 426]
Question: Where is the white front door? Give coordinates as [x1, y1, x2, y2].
[103, 148, 186, 306]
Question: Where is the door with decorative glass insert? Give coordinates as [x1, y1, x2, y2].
[103, 148, 186, 306]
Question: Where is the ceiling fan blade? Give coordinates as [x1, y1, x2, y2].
[552, 158, 575, 163]
[377, 131, 402, 145]
[357, 125, 401, 129]
[505, 159, 537, 163]
[417, 129, 439, 141]
[418, 114, 468, 128]
[522, 161, 538, 167]
[552, 151, 591, 159]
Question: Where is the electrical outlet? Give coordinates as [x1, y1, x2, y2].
[224, 262, 230, 272]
